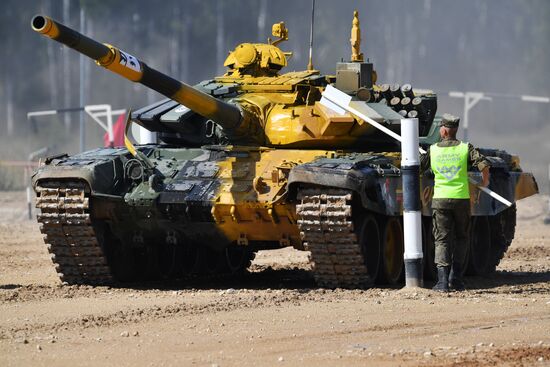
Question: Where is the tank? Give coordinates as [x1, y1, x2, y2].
[30, 12, 538, 288]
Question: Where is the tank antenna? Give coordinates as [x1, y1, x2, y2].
[307, 0, 315, 70]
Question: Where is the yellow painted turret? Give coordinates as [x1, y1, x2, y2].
[32, 12, 434, 150]
[223, 22, 291, 77]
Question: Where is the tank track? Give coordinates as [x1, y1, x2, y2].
[35, 181, 113, 285]
[296, 187, 373, 289]
[488, 204, 517, 272]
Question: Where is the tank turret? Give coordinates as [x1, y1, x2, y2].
[223, 22, 291, 77]
[32, 14, 441, 150]
[31, 15, 260, 142]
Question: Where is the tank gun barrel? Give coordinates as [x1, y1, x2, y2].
[31, 15, 243, 131]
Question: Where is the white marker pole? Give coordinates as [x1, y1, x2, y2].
[401, 118, 423, 287]
[321, 85, 424, 287]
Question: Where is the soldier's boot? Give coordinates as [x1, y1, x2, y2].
[449, 263, 465, 291]
[432, 266, 450, 292]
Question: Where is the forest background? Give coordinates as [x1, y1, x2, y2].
[0, 0, 548, 192]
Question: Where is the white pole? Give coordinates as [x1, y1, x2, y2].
[27, 110, 57, 118]
[401, 118, 423, 287]
[449, 92, 491, 142]
[463, 93, 486, 142]
[139, 128, 156, 145]
[477, 186, 512, 207]
[84, 105, 127, 146]
[521, 95, 550, 103]
[28, 106, 126, 146]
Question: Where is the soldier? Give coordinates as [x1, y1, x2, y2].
[420, 114, 491, 292]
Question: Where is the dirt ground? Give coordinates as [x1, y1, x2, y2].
[0, 191, 549, 367]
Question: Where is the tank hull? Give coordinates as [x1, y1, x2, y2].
[32, 145, 537, 287]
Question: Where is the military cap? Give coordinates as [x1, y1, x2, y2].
[440, 113, 460, 128]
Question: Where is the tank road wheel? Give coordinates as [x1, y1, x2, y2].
[198, 246, 224, 275]
[488, 205, 517, 273]
[158, 243, 181, 278]
[110, 241, 138, 282]
[422, 217, 437, 281]
[225, 246, 251, 274]
[357, 214, 381, 281]
[466, 216, 492, 275]
[131, 245, 160, 281]
[182, 243, 201, 275]
[377, 217, 404, 285]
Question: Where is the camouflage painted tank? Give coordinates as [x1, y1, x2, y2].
[31, 12, 538, 288]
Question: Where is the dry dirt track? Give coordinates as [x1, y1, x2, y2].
[1, 191, 550, 367]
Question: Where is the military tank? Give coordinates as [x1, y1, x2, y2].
[30, 12, 538, 288]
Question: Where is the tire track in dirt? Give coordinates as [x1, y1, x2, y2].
[0, 288, 364, 339]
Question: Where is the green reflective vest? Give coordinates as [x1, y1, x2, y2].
[430, 142, 469, 199]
